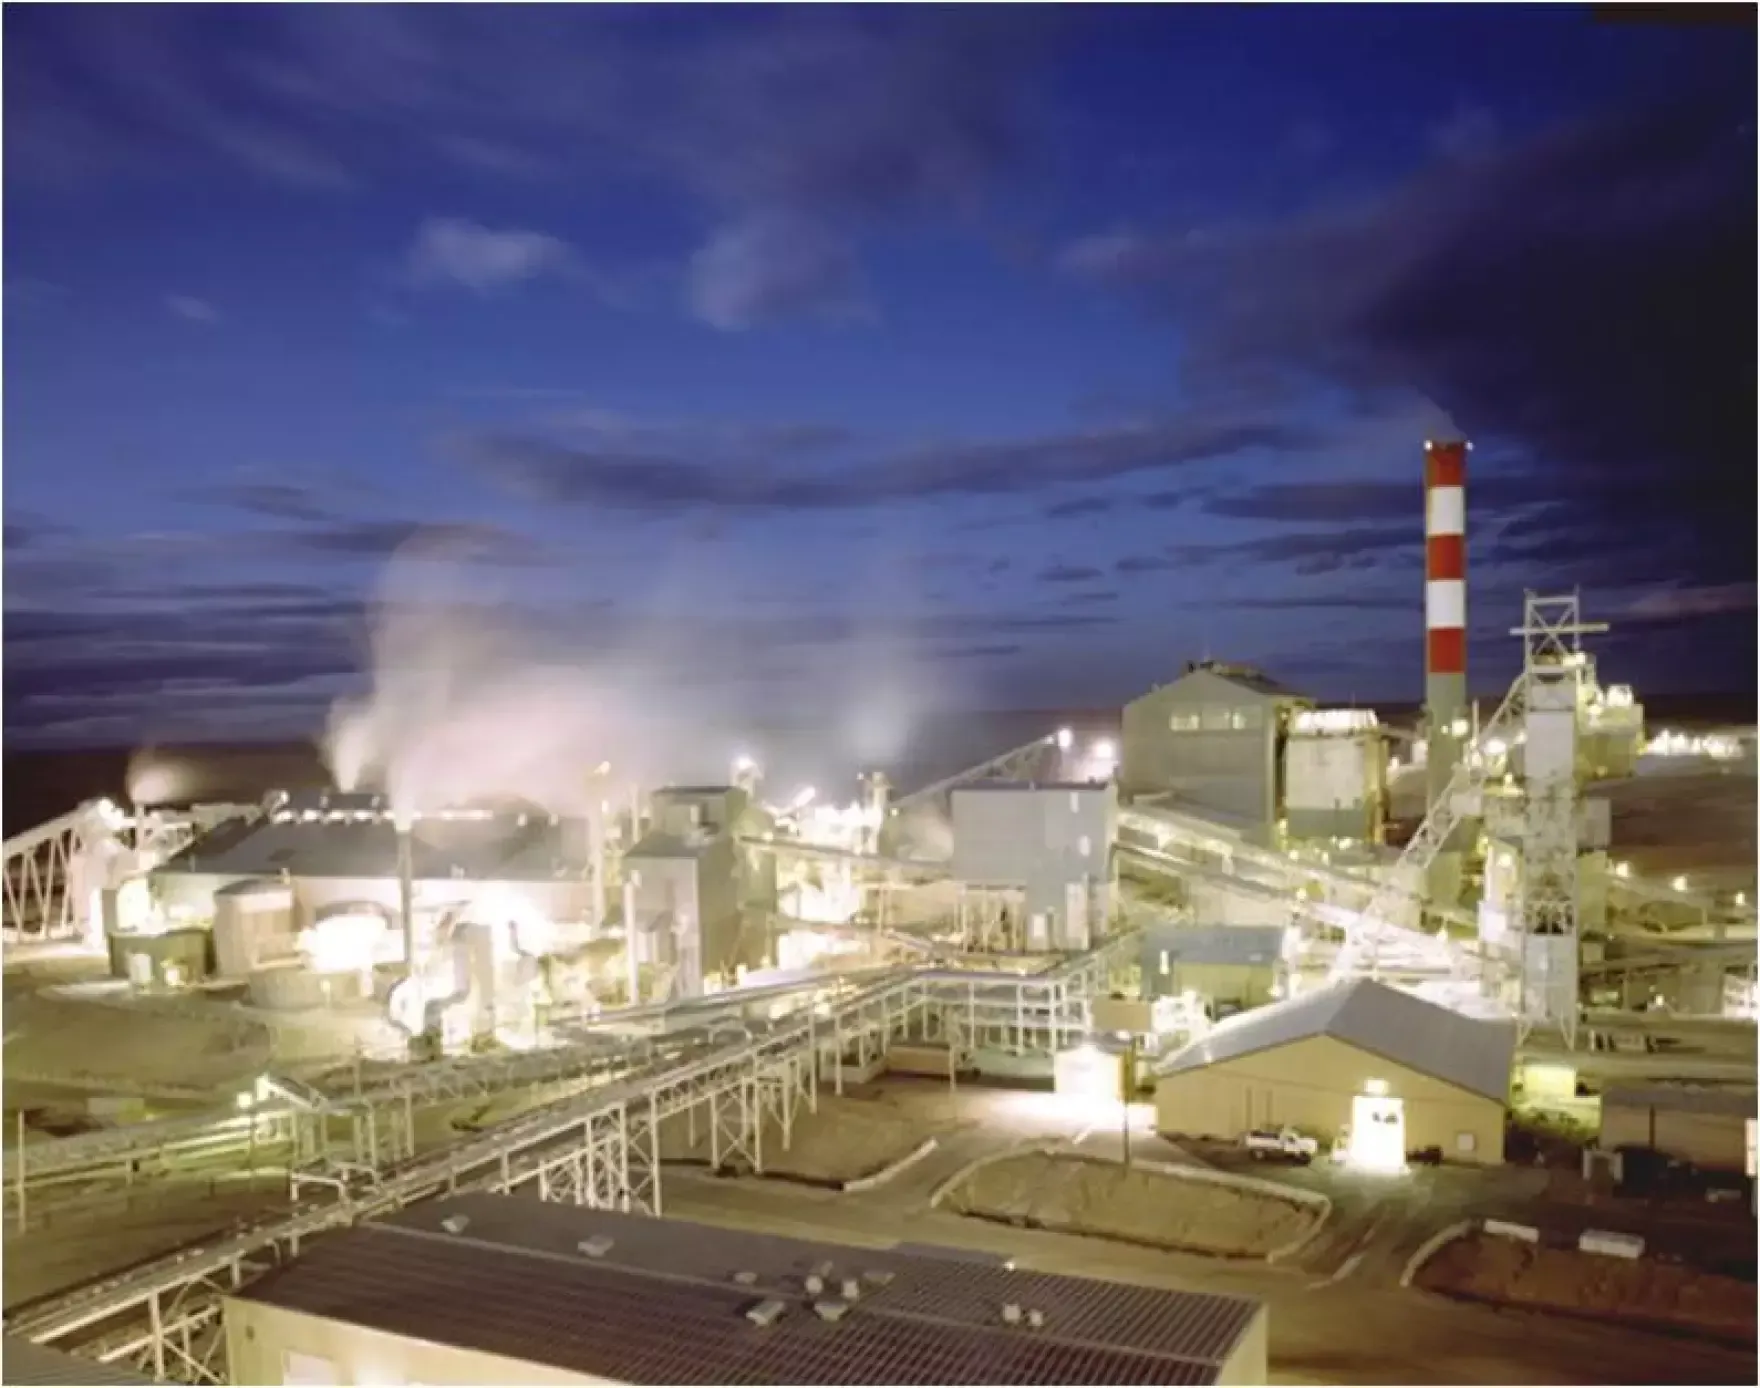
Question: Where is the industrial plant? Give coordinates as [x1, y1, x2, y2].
[2, 437, 1754, 1385]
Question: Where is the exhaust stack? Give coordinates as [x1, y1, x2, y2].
[1424, 438, 1470, 823]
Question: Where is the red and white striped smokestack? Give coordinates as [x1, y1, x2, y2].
[1424, 438, 1469, 807]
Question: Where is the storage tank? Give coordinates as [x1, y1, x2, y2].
[213, 879, 297, 978]
[248, 962, 371, 1011]
[109, 928, 212, 989]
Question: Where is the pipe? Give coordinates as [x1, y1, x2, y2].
[394, 815, 416, 975]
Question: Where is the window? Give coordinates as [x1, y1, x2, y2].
[1077, 835, 1093, 858]
[283, 1353, 339, 1386]
[1169, 711, 1201, 732]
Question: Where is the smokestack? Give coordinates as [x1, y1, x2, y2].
[1424, 438, 1470, 812]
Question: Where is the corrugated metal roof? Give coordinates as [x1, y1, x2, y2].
[1156, 978, 1515, 1102]
[1602, 1085, 1757, 1118]
[158, 813, 591, 883]
[1, 1336, 156, 1385]
[233, 1196, 1260, 1384]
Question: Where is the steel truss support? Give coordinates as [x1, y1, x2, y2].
[15, 947, 1139, 1383]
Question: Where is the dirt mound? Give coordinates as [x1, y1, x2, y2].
[1420, 1233, 1758, 1342]
[947, 1151, 1319, 1258]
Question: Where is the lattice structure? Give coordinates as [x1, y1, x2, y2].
[1323, 672, 1529, 984]
[1509, 592, 1606, 1047]
[2, 806, 98, 942]
[12, 937, 1140, 1383]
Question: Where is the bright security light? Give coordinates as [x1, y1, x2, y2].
[1092, 738, 1116, 762]
[1055, 727, 1074, 751]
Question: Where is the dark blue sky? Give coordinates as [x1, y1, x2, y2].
[5, 5, 1755, 749]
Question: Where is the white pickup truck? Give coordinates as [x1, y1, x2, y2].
[1242, 1127, 1320, 1163]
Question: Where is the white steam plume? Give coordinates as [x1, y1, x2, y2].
[323, 524, 977, 816]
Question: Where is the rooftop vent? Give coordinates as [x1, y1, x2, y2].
[840, 1278, 861, 1301]
[862, 1269, 895, 1287]
[732, 1270, 759, 1286]
[804, 1274, 826, 1295]
[812, 1299, 851, 1323]
[440, 1215, 470, 1235]
[810, 1260, 834, 1279]
[577, 1236, 615, 1258]
[1001, 1303, 1023, 1326]
[1027, 1309, 1045, 1329]
[745, 1298, 788, 1328]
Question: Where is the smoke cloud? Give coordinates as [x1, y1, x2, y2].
[321, 527, 980, 815]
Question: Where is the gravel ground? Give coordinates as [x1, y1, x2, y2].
[1, 1174, 288, 1311]
[1419, 1233, 1759, 1343]
[3, 992, 271, 1106]
[946, 1150, 1321, 1257]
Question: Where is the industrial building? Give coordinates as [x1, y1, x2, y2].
[1120, 661, 1306, 842]
[949, 781, 1116, 952]
[223, 1195, 1270, 1385]
[1598, 1085, 1757, 1174]
[0, 1335, 156, 1385]
[1138, 923, 1290, 1014]
[1154, 978, 1516, 1167]
[1282, 708, 1388, 845]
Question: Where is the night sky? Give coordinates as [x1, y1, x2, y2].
[5, 5, 1755, 752]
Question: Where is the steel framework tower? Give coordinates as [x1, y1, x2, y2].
[1511, 592, 1606, 1046]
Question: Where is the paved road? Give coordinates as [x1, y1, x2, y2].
[662, 1169, 1754, 1384]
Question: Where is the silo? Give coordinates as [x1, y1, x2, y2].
[213, 879, 297, 978]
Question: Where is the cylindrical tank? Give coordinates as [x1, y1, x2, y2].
[248, 962, 371, 1011]
[214, 879, 297, 978]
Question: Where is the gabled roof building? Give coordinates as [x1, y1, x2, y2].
[1154, 978, 1515, 1166]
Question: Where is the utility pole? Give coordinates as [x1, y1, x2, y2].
[1121, 1036, 1138, 1169]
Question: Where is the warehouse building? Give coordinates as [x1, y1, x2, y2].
[1154, 978, 1515, 1168]
[1599, 1085, 1757, 1174]
[949, 781, 1116, 952]
[151, 791, 604, 951]
[223, 1195, 1270, 1385]
[1120, 661, 1308, 845]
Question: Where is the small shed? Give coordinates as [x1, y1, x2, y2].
[1599, 1085, 1757, 1173]
[1154, 978, 1514, 1165]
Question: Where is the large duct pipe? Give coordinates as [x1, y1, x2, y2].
[1424, 438, 1470, 829]
[622, 874, 640, 1006]
[394, 813, 416, 974]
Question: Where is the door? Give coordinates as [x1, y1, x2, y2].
[1347, 1094, 1406, 1171]
[1064, 881, 1090, 951]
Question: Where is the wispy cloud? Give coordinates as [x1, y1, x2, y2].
[405, 218, 579, 294]
[686, 214, 865, 331]
[165, 293, 220, 324]
[460, 415, 1317, 513]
